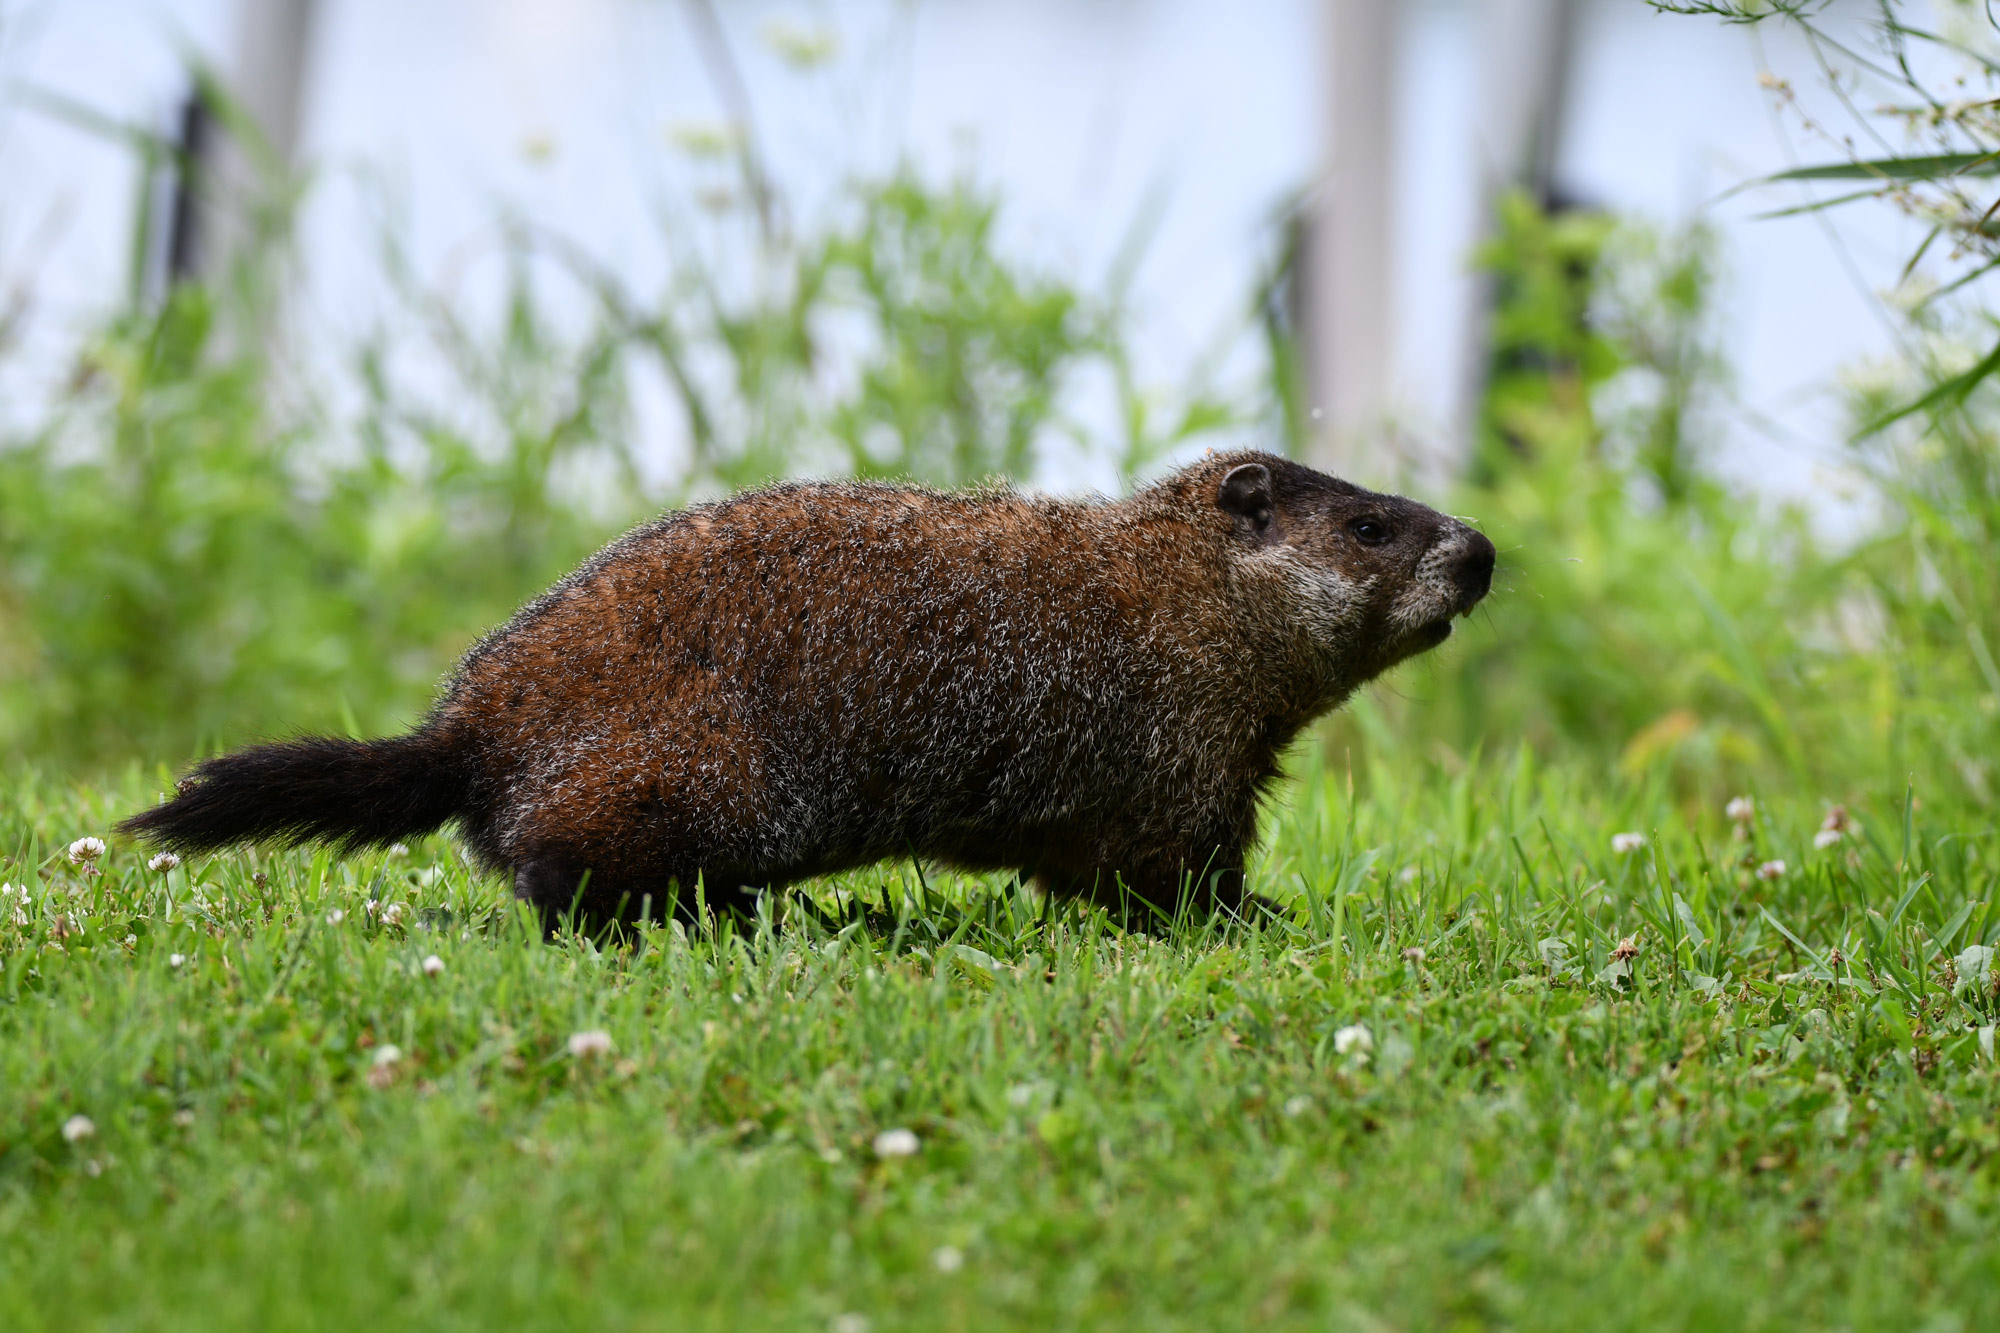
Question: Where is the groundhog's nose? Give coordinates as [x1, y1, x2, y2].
[1453, 528, 1496, 609]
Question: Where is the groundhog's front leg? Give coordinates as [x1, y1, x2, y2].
[1036, 844, 1250, 925]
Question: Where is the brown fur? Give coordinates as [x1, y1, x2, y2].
[124, 450, 1494, 928]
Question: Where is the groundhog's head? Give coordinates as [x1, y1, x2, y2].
[1211, 453, 1496, 689]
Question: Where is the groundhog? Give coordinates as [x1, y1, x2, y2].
[123, 450, 1494, 929]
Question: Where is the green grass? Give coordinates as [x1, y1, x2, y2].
[4, 750, 1996, 1331]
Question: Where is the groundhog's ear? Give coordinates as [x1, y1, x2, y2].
[1217, 463, 1274, 527]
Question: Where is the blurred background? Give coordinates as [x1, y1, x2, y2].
[0, 0, 1923, 498]
[0, 1, 1994, 822]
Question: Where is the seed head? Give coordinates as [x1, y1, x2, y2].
[1611, 934, 1641, 962]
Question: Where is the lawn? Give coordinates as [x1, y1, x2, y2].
[4, 750, 1994, 1331]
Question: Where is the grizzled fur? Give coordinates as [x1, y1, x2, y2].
[123, 451, 1495, 929]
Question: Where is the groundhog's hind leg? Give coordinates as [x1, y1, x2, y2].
[511, 854, 592, 937]
[510, 854, 656, 937]
[511, 853, 765, 936]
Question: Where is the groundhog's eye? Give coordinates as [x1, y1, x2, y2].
[1350, 517, 1391, 547]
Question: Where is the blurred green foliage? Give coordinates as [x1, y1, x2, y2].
[1340, 191, 1998, 818]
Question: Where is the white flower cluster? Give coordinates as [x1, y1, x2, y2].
[146, 852, 180, 873]
[1611, 832, 1646, 855]
[67, 837, 106, 866]
[1814, 805, 1856, 851]
[567, 1030, 614, 1059]
[872, 1127, 920, 1159]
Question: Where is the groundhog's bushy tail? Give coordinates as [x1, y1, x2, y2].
[119, 728, 473, 854]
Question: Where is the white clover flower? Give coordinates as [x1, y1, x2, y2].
[371, 1044, 403, 1068]
[1283, 1094, 1313, 1117]
[327, 909, 345, 925]
[931, 1245, 965, 1273]
[1813, 828, 1843, 850]
[1334, 1024, 1374, 1058]
[381, 903, 404, 926]
[67, 837, 106, 866]
[421, 954, 445, 977]
[364, 899, 379, 917]
[567, 1030, 615, 1059]
[830, 1315, 871, 1333]
[1611, 832, 1646, 855]
[388, 843, 410, 859]
[1756, 860, 1786, 881]
[61, 1114, 95, 1143]
[872, 1127, 920, 1159]
[169, 953, 186, 968]
[147, 852, 181, 873]
[1725, 797, 1755, 823]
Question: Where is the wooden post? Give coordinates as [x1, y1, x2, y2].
[1305, 0, 1399, 483]
[167, 0, 319, 282]
[1452, 0, 1580, 458]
